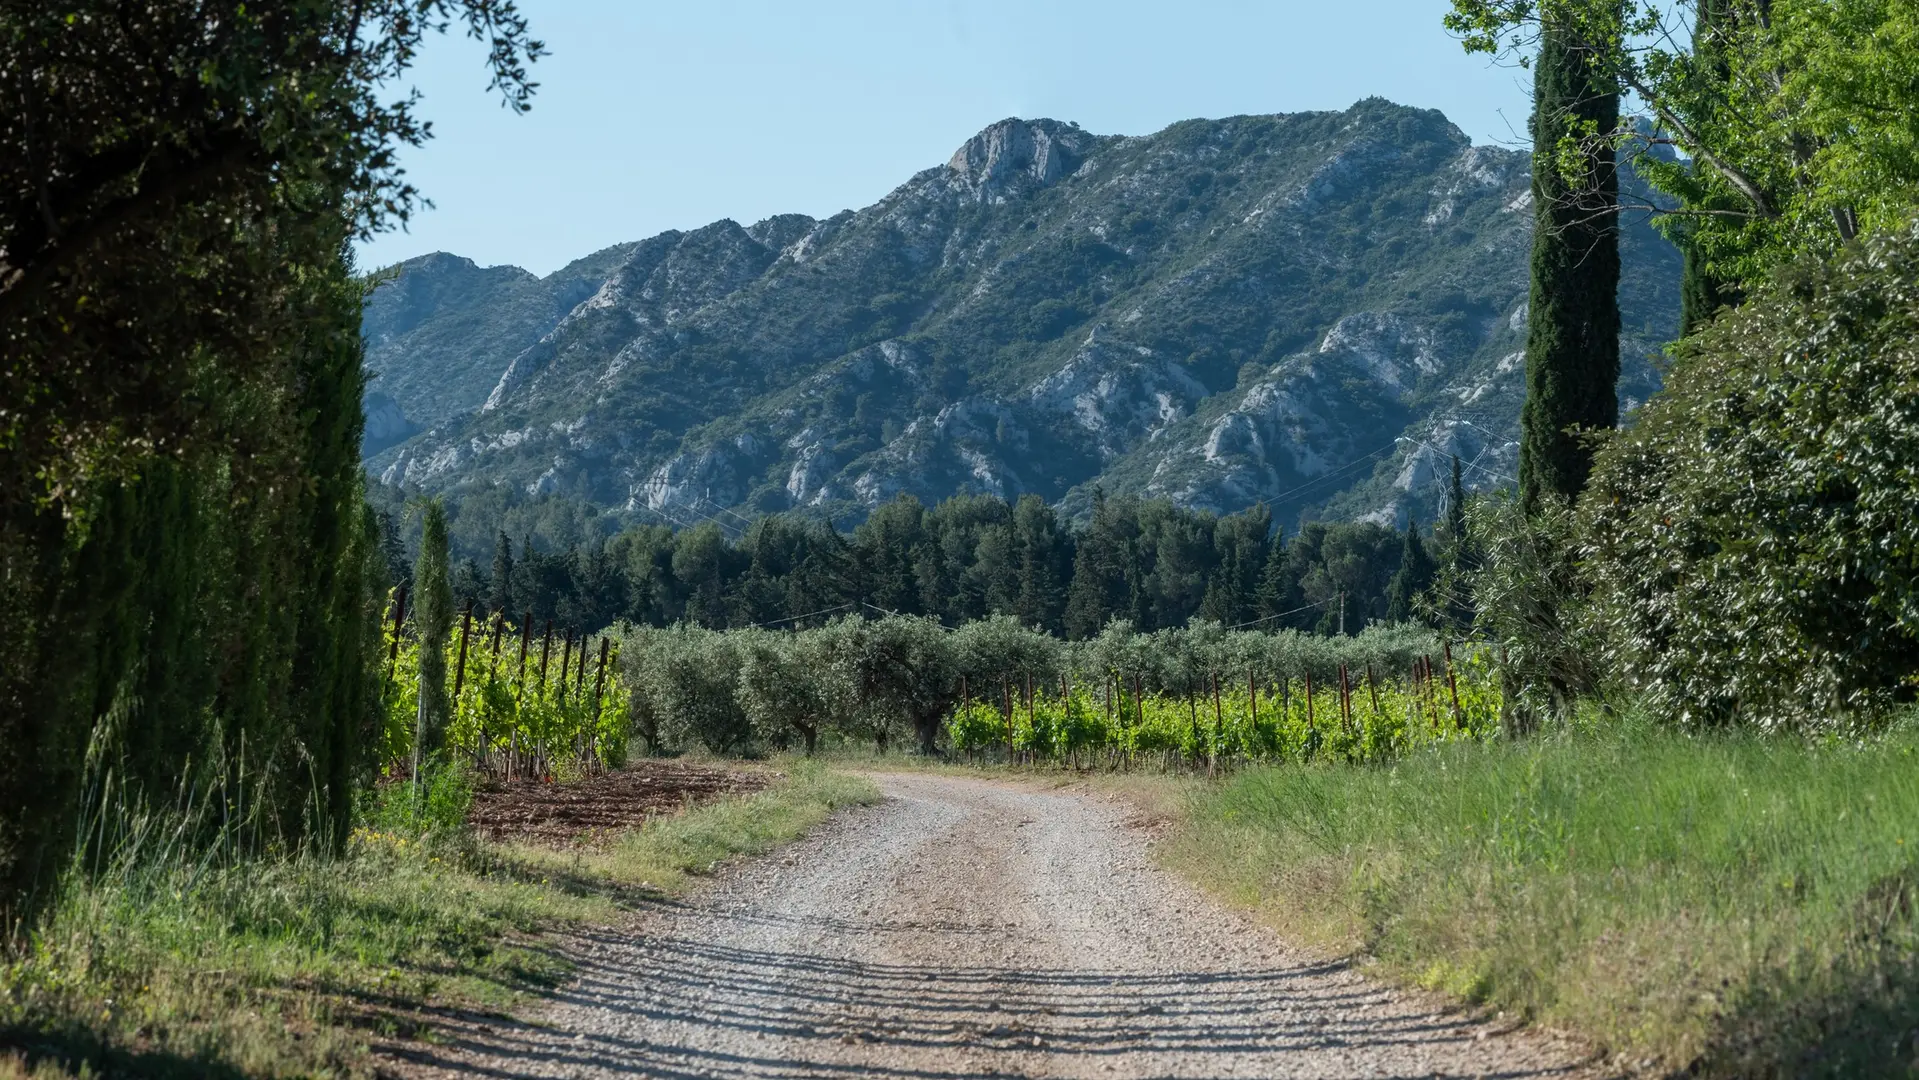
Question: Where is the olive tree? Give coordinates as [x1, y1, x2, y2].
[819, 615, 956, 755]
[736, 629, 847, 755]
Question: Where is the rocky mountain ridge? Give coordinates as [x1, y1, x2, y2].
[364, 99, 1679, 529]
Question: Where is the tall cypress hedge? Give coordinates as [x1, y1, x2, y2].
[1519, 2, 1623, 512]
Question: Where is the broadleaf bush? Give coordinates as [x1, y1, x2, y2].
[1580, 219, 1919, 729]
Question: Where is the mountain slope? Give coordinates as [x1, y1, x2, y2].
[365, 99, 1679, 528]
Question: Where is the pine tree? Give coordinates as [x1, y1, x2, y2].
[1386, 523, 1437, 623]
[488, 529, 515, 617]
[1201, 505, 1271, 625]
[1519, 0, 1623, 512]
[1012, 494, 1069, 635]
[1065, 489, 1130, 639]
[1444, 455, 1469, 550]
[413, 500, 454, 766]
[1253, 526, 1291, 622]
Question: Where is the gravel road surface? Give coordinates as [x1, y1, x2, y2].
[388, 772, 1595, 1079]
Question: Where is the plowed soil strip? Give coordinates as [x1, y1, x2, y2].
[466, 760, 772, 844]
[394, 772, 1596, 1079]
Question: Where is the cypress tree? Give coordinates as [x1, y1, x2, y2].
[413, 500, 454, 765]
[1519, 0, 1623, 512]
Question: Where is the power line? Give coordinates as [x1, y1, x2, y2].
[1264, 442, 1398, 506]
[859, 600, 961, 632]
[1394, 436, 1517, 485]
[751, 602, 854, 629]
[1224, 596, 1333, 631]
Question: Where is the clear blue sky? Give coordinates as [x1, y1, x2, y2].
[354, 1, 1532, 277]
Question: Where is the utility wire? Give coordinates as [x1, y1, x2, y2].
[1263, 442, 1398, 506]
[1224, 596, 1333, 631]
[1395, 436, 1517, 485]
[751, 602, 855, 629]
[859, 600, 962, 632]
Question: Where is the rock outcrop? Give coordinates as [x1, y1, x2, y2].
[363, 99, 1680, 529]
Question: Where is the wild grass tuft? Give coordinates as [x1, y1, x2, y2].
[1165, 711, 1919, 1076]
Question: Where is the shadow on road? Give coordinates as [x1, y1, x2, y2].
[385, 909, 1577, 1079]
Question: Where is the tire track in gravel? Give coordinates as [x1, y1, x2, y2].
[387, 772, 1598, 1079]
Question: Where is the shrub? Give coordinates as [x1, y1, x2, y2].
[1581, 220, 1919, 729]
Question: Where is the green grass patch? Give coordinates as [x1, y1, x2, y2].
[1163, 716, 1919, 1076]
[0, 759, 877, 1079]
[505, 758, 880, 893]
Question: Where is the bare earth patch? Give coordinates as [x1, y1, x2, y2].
[465, 760, 773, 844]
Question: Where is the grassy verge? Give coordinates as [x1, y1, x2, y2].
[504, 759, 879, 894]
[0, 759, 877, 1079]
[1161, 716, 1919, 1077]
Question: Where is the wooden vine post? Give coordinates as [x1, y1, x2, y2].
[1426, 657, 1442, 732]
[1443, 641, 1464, 729]
[1248, 669, 1258, 733]
[1303, 669, 1316, 739]
[452, 600, 474, 705]
[385, 584, 408, 684]
[1337, 663, 1352, 736]
[590, 636, 611, 769]
[538, 620, 554, 687]
[576, 634, 589, 698]
[536, 621, 554, 775]
[1005, 671, 1020, 755]
[1132, 672, 1145, 764]
[1209, 672, 1224, 775]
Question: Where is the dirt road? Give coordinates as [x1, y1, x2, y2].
[391, 772, 1594, 1079]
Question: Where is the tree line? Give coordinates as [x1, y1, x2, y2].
[385, 479, 1458, 642]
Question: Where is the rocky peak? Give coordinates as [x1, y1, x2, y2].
[946, 118, 1091, 198]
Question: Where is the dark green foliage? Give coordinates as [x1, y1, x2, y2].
[1201, 505, 1273, 626]
[0, 0, 541, 915]
[1065, 490, 1139, 639]
[1443, 455, 1469, 551]
[1582, 220, 1919, 729]
[1254, 528, 1297, 624]
[1386, 524, 1436, 623]
[1011, 495, 1071, 634]
[855, 496, 929, 616]
[1286, 522, 1405, 635]
[394, 484, 1417, 646]
[0, 249, 377, 909]
[487, 531, 516, 616]
[413, 502, 455, 760]
[1519, 6, 1623, 512]
[1673, 0, 1742, 339]
[1679, 240, 1741, 338]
